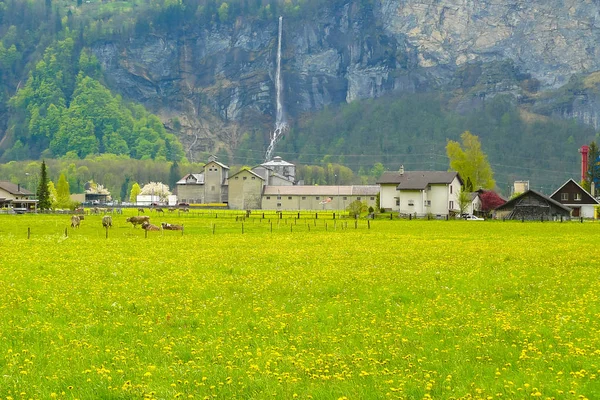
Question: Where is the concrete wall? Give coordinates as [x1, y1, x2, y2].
[204, 161, 226, 203]
[228, 171, 264, 210]
[176, 185, 204, 204]
[380, 184, 399, 210]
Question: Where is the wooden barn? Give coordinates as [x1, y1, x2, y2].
[494, 190, 572, 221]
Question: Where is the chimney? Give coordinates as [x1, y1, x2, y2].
[592, 181, 596, 197]
[399, 165, 404, 175]
[580, 145, 590, 182]
[18, 183, 20, 193]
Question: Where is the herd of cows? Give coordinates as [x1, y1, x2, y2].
[70, 214, 183, 231]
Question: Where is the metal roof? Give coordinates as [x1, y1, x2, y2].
[228, 169, 265, 180]
[377, 171, 460, 189]
[261, 156, 295, 167]
[0, 181, 34, 195]
[176, 173, 204, 185]
[263, 185, 379, 196]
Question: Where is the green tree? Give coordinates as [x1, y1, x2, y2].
[47, 180, 58, 207]
[218, 2, 229, 22]
[37, 160, 52, 210]
[458, 187, 472, 215]
[130, 182, 141, 203]
[56, 172, 72, 209]
[169, 161, 181, 189]
[446, 131, 495, 190]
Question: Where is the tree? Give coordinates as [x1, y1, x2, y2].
[169, 161, 181, 189]
[37, 161, 52, 210]
[56, 172, 73, 209]
[446, 131, 495, 190]
[140, 182, 171, 202]
[479, 190, 506, 213]
[130, 182, 141, 203]
[458, 187, 472, 215]
[48, 181, 58, 207]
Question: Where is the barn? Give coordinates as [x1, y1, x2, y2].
[494, 190, 572, 221]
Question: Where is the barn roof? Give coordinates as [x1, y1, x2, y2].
[0, 181, 34, 195]
[495, 190, 572, 213]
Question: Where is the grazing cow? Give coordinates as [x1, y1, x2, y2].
[102, 215, 113, 228]
[182, 208, 190, 212]
[168, 207, 176, 212]
[92, 207, 100, 214]
[70, 215, 81, 228]
[161, 222, 183, 231]
[126, 216, 150, 227]
[155, 208, 164, 214]
[78, 215, 85, 221]
[141, 221, 160, 231]
[116, 208, 123, 214]
[137, 208, 145, 214]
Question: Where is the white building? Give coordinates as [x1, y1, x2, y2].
[377, 167, 463, 216]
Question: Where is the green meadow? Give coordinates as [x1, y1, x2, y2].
[1, 212, 599, 399]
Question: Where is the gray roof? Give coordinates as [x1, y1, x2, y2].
[205, 160, 230, 170]
[0, 181, 34, 195]
[495, 190, 572, 212]
[261, 156, 294, 167]
[228, 169, 265, 180]
[176, 173, 204, 185]
[377, 171, 460, 190]
[263, 185, 379, 196]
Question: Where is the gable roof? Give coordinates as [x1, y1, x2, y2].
[377, 171, 461, 190]
[204, 160, 230, 170]
[263, 185, 380, 196]
[495, 190, 572, 213]
[229, 169, 265, 180]
[550, 178, 599, 204]
[176, 173, 204, 185]
[0, 181, 34, 195]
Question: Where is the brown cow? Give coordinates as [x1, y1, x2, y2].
[137, 208, 145, 214]
[155, 208, 164, 214]
[102, 215, 113, 228]
[161, 222, 183, 231]
[70, 215, 81, 228]
[126, 216, 150, 227]
[141, 221, 160, 231]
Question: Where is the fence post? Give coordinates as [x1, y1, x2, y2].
[390, 213, 393, 220]
[27, 227, 30, 239]
[315, 213, 318, 219]
[409, 214, 412, 221]
[355, 220, 358, 229]
[213, 223, 215, 235]
[333, 212, 336, 220]
[581, 217, 584, 223]
[182, 225, 184, 236]
[325, 222, 328, 231]
[65, 227, 68, 237]
[308, 224, 310, 232]
[270, 221, 273, 233]
[368, 220, 370, 229]
[242, 223, 244, 234]
[106, 226, 108, 239]
[298, 212, 300, 219]
[290, 224, 292, 233]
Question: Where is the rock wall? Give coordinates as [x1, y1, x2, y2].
[92, 0, 600, 159]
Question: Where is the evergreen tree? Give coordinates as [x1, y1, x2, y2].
[169, 161, 181, 189]
[37, 161, 51, 210]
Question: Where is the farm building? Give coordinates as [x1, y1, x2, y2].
[176, 155, 229, 204]
[550, 179, 599, 218]
[227, 169, 265, 210]
[261, 185, 380, 211]
[494, 190, 571, 220]
[0, 181, 37, 211]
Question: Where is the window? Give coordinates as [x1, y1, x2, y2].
[302, 196, 306, 200]
[277, 196, 282, 200]
[277, 203, 282, 207]
[561, 193, 568, 201]
[266, 196, 271, 200]
[424, 200, 431, 207]
[449, 201, 454, 209]
[211, 186, 215, 191]
[288, 196, 292, 200]
[251, 177, 256, 180]
[370, 197, 375, 200]
[450, 185, 453, 194]
[395, 198, 400, 206]
[343, 197, 347, 200]
[235, 177, 239, 180]
[316, 197, 320, 200]
[357, 197, 361, 200]
[427, 185, 431, 191]
[243, 177, 247, 180]
[575, 193, 582, 201]
[408, 200, 415, 206]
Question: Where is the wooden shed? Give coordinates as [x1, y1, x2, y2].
[494, 190, 571, 221]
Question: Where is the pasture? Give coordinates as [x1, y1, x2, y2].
[1, 212, 600, 399]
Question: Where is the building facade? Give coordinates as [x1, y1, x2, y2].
[227, 169, 265, 210]
[261, 185, 379, 211]
[550, 179, 599, 218]
[176, 155, 229, 204]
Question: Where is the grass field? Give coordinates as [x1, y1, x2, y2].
[1, 212, 600, 399]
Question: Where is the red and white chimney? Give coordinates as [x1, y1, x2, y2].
[580, 145, 590, 182]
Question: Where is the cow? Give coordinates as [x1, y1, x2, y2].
[155, 208, 164, 214]
[70, 215, 80, 228]
[137, 208, 145, 215]
[78, 215, 85, 221]
[161, 222, 183, 231]
[141, 221, 160, 231]
[168, 207, 176, 212]
[102, 215, 113, 228]
[126, 216, 150, 227]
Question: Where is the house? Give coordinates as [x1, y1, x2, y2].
[260, 156, 296, 183]
[494, 190, 571, 220]
[0, 181, 37, 211]
[227, 169, 265, 210]
[176, 155, 229, 204]
[377, 167, 463, 216]
[261, 185, 380, 211]
[550, 179, 599, 218]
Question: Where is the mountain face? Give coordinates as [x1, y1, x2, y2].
[91, 0, 600, 160]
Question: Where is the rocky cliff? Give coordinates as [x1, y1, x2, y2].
[92, 0, 600, 160]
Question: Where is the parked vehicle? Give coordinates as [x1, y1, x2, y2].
[463, 214, 484, 221]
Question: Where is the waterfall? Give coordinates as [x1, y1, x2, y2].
[265, 16, 288, 162]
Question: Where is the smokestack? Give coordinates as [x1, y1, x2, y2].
[580, 145, 590, 182]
